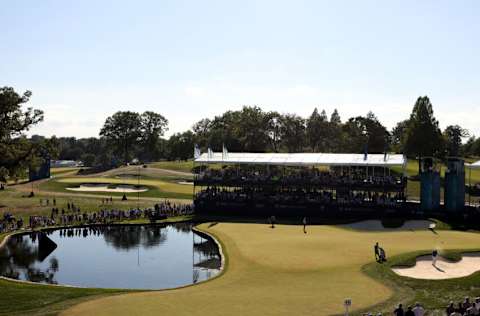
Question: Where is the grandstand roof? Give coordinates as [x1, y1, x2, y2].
[468, 160, 480, 169]
[195, 152, 406, 167]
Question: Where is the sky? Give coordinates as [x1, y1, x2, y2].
[1, 0, 479, 139]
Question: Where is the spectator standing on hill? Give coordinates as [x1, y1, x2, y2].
[412, 302, 424, 316]
[405, 306, 414, 316]
[394, 304, 404, 316]
[456, 302, 466, 315]
[446, 302, 455, 315]
[470, 302, 479, 315]
[464, 297, 472, 310]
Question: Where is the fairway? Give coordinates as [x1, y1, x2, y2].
[63, 222, 480, 316]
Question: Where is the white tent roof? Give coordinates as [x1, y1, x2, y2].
[195, 152, 406, 167]
[468, 160, 480, 169]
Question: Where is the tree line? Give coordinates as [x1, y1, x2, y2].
[1, 86, 480, 181]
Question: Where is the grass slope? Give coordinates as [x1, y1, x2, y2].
[63, 223, 480, 316]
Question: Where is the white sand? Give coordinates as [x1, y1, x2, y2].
[392, 253, 480, 279]
[66, 184, 148, 193]
[341, 220, 435, 231]
[177, 181, 193, 185]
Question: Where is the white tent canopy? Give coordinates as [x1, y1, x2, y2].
[195, 152, 406, 167]
[468, 160, 480, 169]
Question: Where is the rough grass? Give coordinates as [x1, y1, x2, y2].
[63, 223, 480, 316]
[0, 279, 127, 316]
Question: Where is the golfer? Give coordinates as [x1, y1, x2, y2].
[432, 249, 438, 266]
[374, 242, 380, 261]
[302, 216, 307, 234]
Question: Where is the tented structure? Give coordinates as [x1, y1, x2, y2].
[194, 152, 406, 168]
[468, 160, 480, 169]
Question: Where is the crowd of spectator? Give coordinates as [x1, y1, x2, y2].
[0, 200, 194, 234]
[362, 298, 480, 316]
[196, 186, 406, 209]
[196, 166, 405, 189]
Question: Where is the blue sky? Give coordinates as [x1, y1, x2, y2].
[2, 0, 479, 138]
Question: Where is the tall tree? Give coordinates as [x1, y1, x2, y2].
[140, 111, 168, 161]
[328, 109, 343, 152]
[390, 119, 409, 152]
[266, 111, 283, 152]
[100, 111, 142, 164]
[0, 87, 44, 182]
[343, 112, 389, 153]
[167, 131, 195, 160]
[279, 114, 306, 152]
[443, 125, 469, 157]
[404, 96, 444, 164]
[306, 108, 329, 152]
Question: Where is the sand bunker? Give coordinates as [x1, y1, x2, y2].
[177, 181, 193, 185]
[340, 220, 435, 231]
[67, 183, 148, 193]
[393, 253, 480, 279]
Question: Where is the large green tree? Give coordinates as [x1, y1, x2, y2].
[166, 131, 195, 160]
[140, 111, 168, 161]
[342, 112, 389, 153]
[404, 96, 444, 162]
[390, 119, 409, 152]
[443, 125, 469, 157]
[0, 87, 44, 182]
[278, 114, 306, 152]
[100, 111, 142, 164]
[306, 108, 329, 152]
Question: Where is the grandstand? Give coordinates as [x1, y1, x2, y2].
[193, 152, 408, 215]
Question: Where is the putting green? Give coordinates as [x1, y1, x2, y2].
[62, 223, 480, 316]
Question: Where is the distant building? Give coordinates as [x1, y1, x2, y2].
[51, 160, 83, 168]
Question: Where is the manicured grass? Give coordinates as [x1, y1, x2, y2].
[50, 167, 81, 177]
[63, 222, 480, 316]
[148, 160, 194, 172]
[39, 177, 193, 200]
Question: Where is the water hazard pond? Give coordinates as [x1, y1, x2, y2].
[0, 223, 221, 289]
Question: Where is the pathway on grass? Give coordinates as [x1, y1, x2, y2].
[62, 223, 480, 316]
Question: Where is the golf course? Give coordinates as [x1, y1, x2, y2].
[59, 221, 480, 316]
[1, 162, 480, 315]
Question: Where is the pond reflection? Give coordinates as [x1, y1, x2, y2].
[0, 223, 221, 289]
